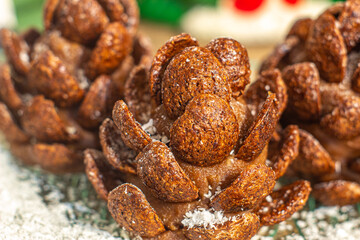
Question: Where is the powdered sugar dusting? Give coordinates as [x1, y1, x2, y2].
[1, 136, 360, 239]
[253, 205, 360, 240]
[141, 119, 170, 144]
[181, 208, 233, 229]
[0, 138, 129, 240]
[203, 189, 212, 199]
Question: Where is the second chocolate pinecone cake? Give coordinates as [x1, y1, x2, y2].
[260, 0, 360, 206]
[0, 0, 151, 173]
[85, 33, 311, 239]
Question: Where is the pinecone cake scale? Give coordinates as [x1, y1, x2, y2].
[85, 34, 311, 239]
[260, 0, 360, 206]
[0, 0, 151, 173]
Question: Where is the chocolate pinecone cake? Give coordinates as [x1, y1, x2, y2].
[260, 0, 360, 206]
[85, 33, 311, 239]
[0, 0, 151, 173]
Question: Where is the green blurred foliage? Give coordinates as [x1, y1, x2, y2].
[14, 0, 45, 31]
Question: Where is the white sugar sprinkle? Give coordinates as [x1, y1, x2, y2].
[181, 208, 232, 229]
[203, 190, 212, 199]
[141, 119, 170, 144]
[0, 140, 122, 239]
[254, 205, 360, 240]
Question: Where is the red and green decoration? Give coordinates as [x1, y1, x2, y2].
[11, 0, 348, 29]
[138, 0, 346, 25]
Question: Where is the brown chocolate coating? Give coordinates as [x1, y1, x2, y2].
[112, 100, 152, 152]
[99, 118, 137, 174]
[0, 28, 30, 75]
[9, 143, 37, 166]
[43, 0, 60, 30]
[33, 31, 88, 75]
[351, 63, 360, 93]
[97, 0, 125, 22]
[93, 0, 139, 37]
[312, 180, 360, 206]
[306, 12, 347, 83]
[84, 148, 123, 201]
[0, 64, 23, 111]
[0, 102, 29, 144]
[350, 158, 360, 174]
[21, 28, 41, 50]
[236, 93, 278, 162]
[21, 96, 78, 142]
[320, 96, 360, 140]
[0, 0, 145, 175]
[260, 36, 299, 73]
[108, 184, 166, 238]
[29, 50, 85, 107]
[145, 230, 186, 240]
[132, 32, 152, 67]
[33, 143, 83, 173]
[136, 141, 199, 202]
[52, 0, 109, 45]
[179, 145, 268, 198]
[282, 62, 321, 121]
[206, 38, 251, 97]
[163, 46, 231, 119]
[245, 69, 288, 115]
[270, 125, 300, 180]
[257, 180, 311, 226]
[150, 33, 199, 105]
[124, 65, 152, 124]
[78, 75, 112, 129]
[292, 129, 335, 177]
[184, 212, 260, 240]
[86, 33, 313, 238]
[170, 94, 239, 166]
[323, 2, 344, 17]
[86, 22, 132, 80]
[339, 0, 360, 51]
[229, 98, 252, 138]
[287, 18, 313, 42]
[152, 104, 174, 138]
[259, 4, 360, 205]
[210, 164, 276, 212]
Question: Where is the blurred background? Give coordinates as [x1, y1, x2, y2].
[0, 0, 345, 71]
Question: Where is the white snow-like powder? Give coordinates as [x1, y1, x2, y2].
[141, 119, 170, 144]
[253, 206, 360, 240]
[0, 141, 128, 240]
[141, 119, 157, 135]
[203, 190, 212, 199]
[181, 208, 234, 229]
[1, 137, 360, 240]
